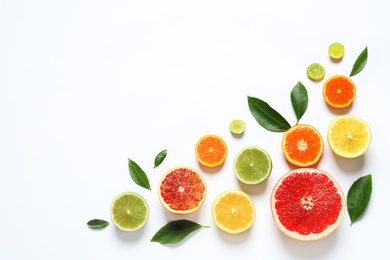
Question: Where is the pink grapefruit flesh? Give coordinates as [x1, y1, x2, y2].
[270, 168, 345, 241]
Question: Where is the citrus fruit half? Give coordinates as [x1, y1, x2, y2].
[229, 119, 246, 135]
[328, 42, 344, 60]
[158, 166, 207, 214]
[327, 115, 372, 158]
[323, 75, 356, 108]
[270, 168, 346, 241]
[307, 62, 325, 81]
[110, 192, 149, 232]
[233, 146, 272, 184]
[212, 190, 255, 234]
[195, 134, 228, 167]
[281, 124, 324, 167]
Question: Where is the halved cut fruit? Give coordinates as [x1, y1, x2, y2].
[158, 167, 206, 214]
[270, 168, 346, 241]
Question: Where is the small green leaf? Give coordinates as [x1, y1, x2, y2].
[87, 219, 109, 230]
[128, 158, 151, 190]
[347, 174, 372, 225]
[151, 219, 209, 245]
[247, 96, 291, 132]
[154, 149, 167, 169]
[350, 47, 368, 76]
[290, 81, 308, 124]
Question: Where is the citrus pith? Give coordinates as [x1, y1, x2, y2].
[158, 167, 206, 214]
[270, 168, 345, 241]
[327, 115, 372, 158]
[195, 134, 228, 167]
[323, 75, 356, 108]
[110, 192, 149, 232]
[281, 124, 324, 167]
[212, 190, 255, 234]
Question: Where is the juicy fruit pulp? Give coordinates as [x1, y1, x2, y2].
[110, 192, 149, 232]
[212, 190, 255, 234]
[158, 167, 206, 214]
[307, 62, 325, 81]
[229, 119, 246, 135]
[195, 134, 227, 167]
[282, 125, 324, 167]
[327, 115, 372, 158]
[233, 146, 272, 184]
[323, 75, 356, 108]
[328, 42, 345, 60]
[271, 168, 345, 241]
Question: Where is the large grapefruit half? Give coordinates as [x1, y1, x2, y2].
[270, 168, 345, 241]
[158, 166, 207, 215]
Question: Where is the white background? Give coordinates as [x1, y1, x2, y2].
[1, 0, 389, 259]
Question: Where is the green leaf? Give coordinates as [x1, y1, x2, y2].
[128, 158, 151, 190]
[247, 96, 291, 132]
[154, 149, 167, 169]
[151, 219, 209, 245]
[290, 81, 308, 123]
[347, 174, 372, 225]
[87, 219, 109, 230]
[350, 46, 368, 76]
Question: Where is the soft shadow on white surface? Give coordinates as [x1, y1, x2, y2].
[279, 229, 339, 259]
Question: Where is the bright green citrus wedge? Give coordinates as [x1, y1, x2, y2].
[233, 146, 272, 184]
[110, 192, 149, 231]
[328, 42, 344, 60]
[307, 62, 325, 81]
[229, 119, 246, 135]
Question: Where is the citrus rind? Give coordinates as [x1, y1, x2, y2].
[110, 192, 149, 232]
[212, 190, 255, 234]
[327, 115, 372, 158]
[158, 166, 207, 215]
[233, 146, 272, 184]
[270, 168, 346, 241]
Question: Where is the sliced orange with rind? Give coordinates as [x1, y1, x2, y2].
[281, 124, 324, 167]
[212, 190, 255, 234]
[158, 166, 207, 215]
[323, 75, 356, 108]
[195, 134, 228, 167]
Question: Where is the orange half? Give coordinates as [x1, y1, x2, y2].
[323, 75, 356, 108]
[195, 134, 227, 167]
[281, 125, 324, 167]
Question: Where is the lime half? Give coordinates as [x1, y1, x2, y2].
[110, 192, 149, 231]
[233, 146, 272, 184]
[229, 119, 246, 135]
[328, 42, 344, 60]
[307, 63, 325, 81]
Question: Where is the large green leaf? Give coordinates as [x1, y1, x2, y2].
[247, 96, 291, 132]
[347, 174, 372, 225]
[350, 47, 368, 77]
[290, 81, 308, 123]
[151, 219, 209, 245]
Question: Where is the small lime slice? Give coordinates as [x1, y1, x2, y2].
[229, 119, 246, 135]
[307, 62, 325, 81]
[110, 192, 149, 231]
[328, 42, 344, 60]
[233, 146, 272, 184]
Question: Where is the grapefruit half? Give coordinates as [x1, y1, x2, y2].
[158, 166, 207, 215]
[270, 168, 345, 241]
